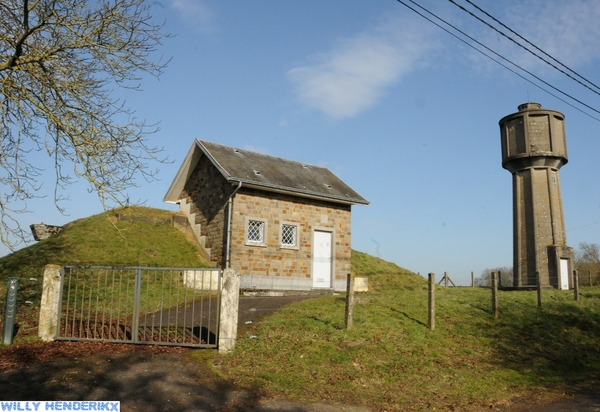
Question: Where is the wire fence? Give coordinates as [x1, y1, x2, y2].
[56, 266, 221, 348]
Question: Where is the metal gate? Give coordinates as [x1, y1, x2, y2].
[56, 266, 221, 348]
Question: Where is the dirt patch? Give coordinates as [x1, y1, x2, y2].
[0, 341, 188, 371]
[0, 342, 372, 411]
[0, 343, 260, 411]
[0, 296, 373, 411]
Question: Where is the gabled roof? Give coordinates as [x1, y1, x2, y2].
[164, 139, 369, 206]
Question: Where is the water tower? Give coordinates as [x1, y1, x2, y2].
[499, 103, 574, 289]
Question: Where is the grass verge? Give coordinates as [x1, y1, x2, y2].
[221, 262, 600, 411]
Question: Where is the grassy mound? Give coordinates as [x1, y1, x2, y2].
[0, 206, 210, 341]
[0, 206, 209, 281]
[351, 250, 425, 290]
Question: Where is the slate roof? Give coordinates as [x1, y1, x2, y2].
[164, 139, 369, 206]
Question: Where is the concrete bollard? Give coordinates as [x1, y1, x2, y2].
[353, 277, 368, 292]
[38, 265, 62, 342]
[218, 268, 240, 354]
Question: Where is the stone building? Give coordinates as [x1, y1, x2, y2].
[499, 103, 574, 289]
[164, 139, 368, 291]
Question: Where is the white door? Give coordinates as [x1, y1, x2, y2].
[559, 258, 569, 290]
[312, 231, 332, 288]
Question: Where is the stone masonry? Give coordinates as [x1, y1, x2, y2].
[181, 153, 235, 267]
[229, 188, 352, 281]
[499, 103, 574, 288]
[180, 153, 352, 281]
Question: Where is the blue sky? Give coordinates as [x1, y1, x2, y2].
[6, 0, 600, 285]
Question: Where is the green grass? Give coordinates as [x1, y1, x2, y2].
[2, 212, 600, 410]
[350, 249, 425, 290]
[221, 256, 600, 411]
[0, 206, 210, 342]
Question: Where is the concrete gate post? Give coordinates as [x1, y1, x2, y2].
[38, 264, 62, 342]
[218, 268, 240, 353]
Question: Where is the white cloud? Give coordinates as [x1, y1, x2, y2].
[171, 0, 215, 32]
[474, 0, 600, 75]
[287, 13, 438, 119]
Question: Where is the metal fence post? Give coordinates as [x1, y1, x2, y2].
[2, 278, 19, 344]
[131, 269, 142, 343]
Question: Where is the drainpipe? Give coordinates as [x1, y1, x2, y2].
[225, 181, 243, 268]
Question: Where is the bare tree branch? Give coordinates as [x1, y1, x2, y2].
[575, 242, 600, 274]
[0, 0, 170, 249]
[475, 266, 513, 287]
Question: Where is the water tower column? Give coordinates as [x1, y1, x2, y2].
[499, 103, 574, 289]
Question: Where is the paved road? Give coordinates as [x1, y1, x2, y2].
[237, 294, 314, 326]
[515, 392, 600, 412]
[141, 294, 314, 345]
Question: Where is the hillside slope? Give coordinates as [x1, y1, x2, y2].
[0, 206, 211, 282]
[351, 249, 425, 290]
[0, 207, 422, 290]
[0, 207, 214, 341]
[0, 208, 422, 341]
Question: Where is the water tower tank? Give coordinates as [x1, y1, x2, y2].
[499, 103, 573, 289]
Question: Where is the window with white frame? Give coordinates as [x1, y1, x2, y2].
[280, 222, 299, 249]
[246, 218, 267, 246]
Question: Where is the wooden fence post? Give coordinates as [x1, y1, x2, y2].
[345, 273, 355, 329]
[589, 270, 592, 287]
[574, 270, 579, 301]
[428, 273, 435, 331]
[471, 271, 474, 288]
[536, 271, 543, 308]
[491, 271, 498, 319]
[444, 272, 448, 288]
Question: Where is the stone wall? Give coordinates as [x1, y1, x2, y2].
[180, 154, 235, 267]
[182, 155, 353, 283]
[230, 188, 352, 281]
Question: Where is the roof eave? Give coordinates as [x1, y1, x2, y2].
[237, 180, 369, 206]
[163, 142, 200, 203]
[164, 139, 370, 206]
